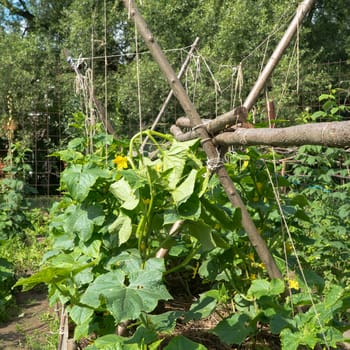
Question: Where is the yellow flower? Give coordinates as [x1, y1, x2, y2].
[248, 252, 255, 261]
[250, 273, 257, 280]
[155, 163, 162, 172]
[113, 155, 128, 170]
[256, 262, 265, 270]
[288, 279, 299, 290]
[242, 160, 249, 170]
[214, 223, 221, 230]
[142, 198, 151, 205]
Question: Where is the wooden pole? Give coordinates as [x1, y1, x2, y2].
[122, 0, 283, 280]
[243, 0, 315, 111]
[191, 0, 315, 135]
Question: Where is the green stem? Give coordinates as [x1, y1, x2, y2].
[164, 243, 200, 275]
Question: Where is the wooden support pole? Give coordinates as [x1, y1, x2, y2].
[213, 120, 350, 148]
[194, 0, 315, 135]
[243, 0, 315, 111]
[122, 0, 282, 280]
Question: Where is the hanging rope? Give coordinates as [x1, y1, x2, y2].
[264, 162, 331, 349]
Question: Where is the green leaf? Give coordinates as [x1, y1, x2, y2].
[163, 139, 199, 190]
[53, 149, 84, 163]
[85, 334, 125, 350]
[109, 211, 132, 245]
[185, 291, 218, 321]
[178, 194, 201, 220]
[125, 325, 158, 345]
[110, 178, 140, 210]
[247, 279, 285, 299]
[172, 169, 197, 205]
[201, 196, 234, 230]
[187, 221, 216, 252]
[14, 265, 88, 291]
[61, 165, 98, 201]
[164, 335, 208, 350]
[311, 110, 326, 120]
[270, 314, 294, 334]
[146, 311, 182, 333]
[280, 327, 318, 350]
[323, 327, 346, 347]
[70, 207, 94, 242]
[319, 93, 335, 101]
[80, 260, 171, 323]
[211, 313, 254, 345]
[69, 305, 94, 325]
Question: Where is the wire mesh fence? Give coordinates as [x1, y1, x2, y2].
[1, 60, 348, 198]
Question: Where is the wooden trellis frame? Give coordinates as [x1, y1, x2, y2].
[120, 0, 324, 280]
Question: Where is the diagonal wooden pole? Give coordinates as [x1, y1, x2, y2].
[171, 0, 315, 138]
[122, 0, 282, 280]
[243, 0, 315, 111]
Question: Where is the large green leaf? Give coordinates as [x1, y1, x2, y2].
[69, 305, 94, 325]
[62, 205, 98, 242]
[80, 258, 171, 323]
[85, 334, 126, 350]
[61, 165, 99, 201]
[171, 169, 197, 205]
[178, 194, 201, 220]
[14, 263, 91, 291]
[145, 311, 182, 334]
[280, 327, 318, 350]
[164, 335, 207, 350]
[211, 313, 254, 345]
[110, 178, 140, 210]
[163, 139, 199, 190]
[247, 279, 285, 299]
[187, 221, 216, 252]
[108, 211, 132, 245]
[185, 290, 218, 321]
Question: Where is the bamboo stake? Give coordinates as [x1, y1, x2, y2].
[122, 0, 282, 280]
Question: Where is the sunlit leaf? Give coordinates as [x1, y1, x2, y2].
[171, 169, 197, 205]
[247, 279, 285, 299]
[109, 211, 132, 245]
[110, 178, 140, 210]
[80, 258, 171, 323]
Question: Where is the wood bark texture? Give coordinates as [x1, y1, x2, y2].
[214, 121, 350, 148]
[172, 120, 350, 148]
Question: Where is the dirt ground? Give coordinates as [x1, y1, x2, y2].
[1, 289, 349, 350]
[0, 289, 57, 350]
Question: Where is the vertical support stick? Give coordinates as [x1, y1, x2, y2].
[122, 0, 282, 280]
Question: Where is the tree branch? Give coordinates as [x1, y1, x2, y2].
[0, 0, 34, 21]
[213, 121, 350, 148]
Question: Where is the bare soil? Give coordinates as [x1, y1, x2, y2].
[0, 289, 56, 350]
